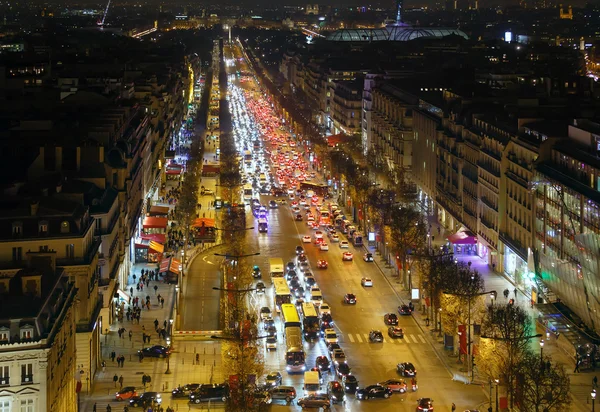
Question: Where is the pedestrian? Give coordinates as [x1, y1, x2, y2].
[136, 284, 140, 292]
[154, 285, 158, 295]
[139, 352, 144, 362]
[126, 312, 130, 321]
[101, 360, 106, 372]
[118, 375, 124, 389]
[106, 405, 111, 412]
[514, 288, 518, 297]
[451, 403, 456, 411]
[154, 319, 159, 330]
[113, 374, 118, 387]
[93, 402, 97, 412]
[164, 319, 168, 329]
[196, 353, 200, 365]
[129, 330, 133, 341]
[111, 351, 116, 362]
[574, 359, 581, 373]
[161, 297, 165, 308]
[425, 317, 430, 327]
[157, 293, 162, 304]
[594, 376, 598, 388]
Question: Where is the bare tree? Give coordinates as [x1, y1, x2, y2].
[388, 205, 427, 289]
[516, 350, 571, 412]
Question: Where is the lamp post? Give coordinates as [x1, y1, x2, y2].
[165, 337, 172, 374]
[540, 339, 545, 364]
[592, 389, 597, 412]
[444, 288, 497, 382]
[495, 379, 500, 412]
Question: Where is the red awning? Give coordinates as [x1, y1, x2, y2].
[326, 133, 350, 147]
[140, 233, 166, 243]
[193, 217, 215, 228]
[203, 164, 220, 174]
[159, 257, 181, 275]
[143, 217, 168, 229]
[447, 231, 477, 245]
[166, 169, 182, 175]
[149, 205, 169, 216]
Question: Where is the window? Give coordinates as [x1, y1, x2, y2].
[21, 364, 33, 384]
[12, 222, 22, 236]
[0, 366, 9, 386]
[21, 329, 32, 340]
[0, 400, 10, 412]
[20, 399, 34, 412]
[38, 221, 48, 235]
[60, 221, 69, 234]
[66, 244, 75, 259]
[12, 247, 22, 262]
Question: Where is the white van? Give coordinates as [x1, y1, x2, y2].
[303, 371, 321, 395]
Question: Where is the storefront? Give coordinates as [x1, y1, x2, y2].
[148, 205, 169, 218]
[504, 246, 528, 286]
[112, 289, 131, 321]
[446, 229, 478, 255]
[166, 164, 183, 181]
[142, 217, 168, 236]
[134, 239, 165, 263]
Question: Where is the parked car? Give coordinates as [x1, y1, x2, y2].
[378, 379, 408, 393]
[361, 277, 373, 287]
[189, 384, 229, 403]
[398, 305, 413, 316]
[363, 253, 374, 262]
[265, 371, 282, 387]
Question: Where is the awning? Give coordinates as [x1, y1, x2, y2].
[203, 164, 220, 174]
[143, 217, 168, 229]
[149, 205, 169, 216]
[140, 233, 166, 243]
[326, 133, 350, 147]
[166, 169, 182, 175]
[149, 241, 164, 254]
[159, 257, 182, 275]
[193, 217, 215, 228]
[116, 289, 131, 304]
[447, 230, 477, 245]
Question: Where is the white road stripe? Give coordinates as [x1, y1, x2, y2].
[419, 335, 426, 343]
[410, 334, 418, 343]
[356, 334, 363, 343]
[348, 334, 355, 343]
[363, 334, 370, 342]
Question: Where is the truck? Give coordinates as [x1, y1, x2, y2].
[352, 232, 363, 247]
[269, 258, 285, 277]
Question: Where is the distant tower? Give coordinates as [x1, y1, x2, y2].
[395, 0, 403, 23]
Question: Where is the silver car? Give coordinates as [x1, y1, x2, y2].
[297, 393, 331, 410]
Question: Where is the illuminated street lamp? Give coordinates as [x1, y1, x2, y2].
[592, 389, 597, 412]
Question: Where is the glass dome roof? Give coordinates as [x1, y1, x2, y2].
[326, 25, 468, 42]
[326, 29, 390, 42]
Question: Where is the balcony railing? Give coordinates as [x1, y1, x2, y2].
[0, 377, 9, 386]
[21, 374, 33, 384]
[56, 236, 101, 267]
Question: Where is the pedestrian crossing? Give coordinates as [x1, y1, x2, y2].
[341, 333, 426, 344]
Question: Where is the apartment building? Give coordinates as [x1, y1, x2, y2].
[0, 258, 77, 412]
[533, 119, 600, 330]
[330, 79, 362, 137]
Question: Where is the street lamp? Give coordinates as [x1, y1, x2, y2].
[444, 288, 497, 382]
[540, 339, 545, 364]
[592, 389, 597, 412]
[495, 379, 500, 412]
[165, 337, 172, 374]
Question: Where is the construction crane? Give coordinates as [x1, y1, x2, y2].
[97, 0, 111, 26]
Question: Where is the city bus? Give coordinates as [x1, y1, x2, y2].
[269, 258, 284, 277]
[281, 304, 306, 373]
[300, 182, 328, 197]
[273, 278, 292, 310]
[301, 302, 319, 340]
[258, 218, 268, 233]
[243, 184, 253, 202]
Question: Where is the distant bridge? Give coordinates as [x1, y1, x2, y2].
[300, 28, 325, 38]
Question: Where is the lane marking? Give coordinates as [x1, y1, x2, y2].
[355, 334, 363, 343]
[419, 335, 426, 343]
[348, 334, 355, 343]
[363, 334, 370, 342]
[410, 334, 418, 343]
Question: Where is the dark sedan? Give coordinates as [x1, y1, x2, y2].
[343, 294, 357, 305]
[356, 385, 393, 400]
[397, 362, 417, 377]
[384, 313, 399, 325]
[138, 345, 170, 358]
[342, 375, 359, 393]
[398, 305, 413, 316]
[172, 384, 200, 398]
[335, 362, 352, 379]
[315, 355, 331, 372]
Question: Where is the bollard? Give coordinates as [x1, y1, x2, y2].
[204, 347, 206, 355]
[184, 345, 186, 353]
[203, 359, 205, 366]
[194, 346, 197, 353]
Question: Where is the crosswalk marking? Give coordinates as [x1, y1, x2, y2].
[356, 334, 363, 343]
[419, 335, 426, 343]
[363, 334, 370, 342]
[348, 334, 355, 343]
[410, 334, 418, 343]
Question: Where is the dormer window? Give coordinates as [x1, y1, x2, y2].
[0, 327, 9, 343]
[39, 221, 48, 235]
[12, 221, 22, 237]
[20, 325, 33, 340]
[60, 221, 70, 234]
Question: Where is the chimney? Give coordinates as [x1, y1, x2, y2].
[30, 201, 39, 216]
